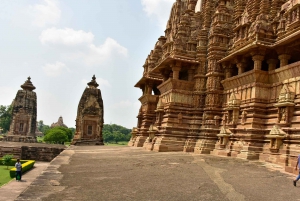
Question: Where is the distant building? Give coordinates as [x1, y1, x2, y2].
[51, 116, 68, 128]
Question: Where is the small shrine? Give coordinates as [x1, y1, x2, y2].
[72, 75, 104, 145]
[4, 77, 37, 142]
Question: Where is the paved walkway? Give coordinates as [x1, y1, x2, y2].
[0, 162, 50, 201]
[10, 146, 300, 201]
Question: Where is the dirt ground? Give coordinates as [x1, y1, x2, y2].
[15, 146, 300, 201]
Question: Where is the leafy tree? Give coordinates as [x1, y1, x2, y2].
[113, 131, 125, 143]
[38, 120, 44, 131]
[0, 105, 12, 133]
[44, 128, 68, 144]
[69, 127, 75, 139]
[103, 130, 114, 142]
[102, 124, 131, 143]
[2, 154, 13, 169]
[41, 125, 50, 135]
[54, 127, 73, 141]
[37, 120, 50, 135]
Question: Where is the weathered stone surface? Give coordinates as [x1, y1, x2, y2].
[130, 0, 300, 173]
[4, 77, 37, 143]
[15, 146, 300, 201]
[72, 75, 104, 145]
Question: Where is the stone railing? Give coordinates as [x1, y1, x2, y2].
[222, 70, 269, 90]
[269, 60, 300, 83]
[158, 78, 194, 94]
[139, 95, 159, 105]
[222, 61, 300, 90]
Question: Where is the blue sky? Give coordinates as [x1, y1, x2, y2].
[0, 0, 174, 128]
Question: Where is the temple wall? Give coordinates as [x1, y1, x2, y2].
[132, 0, 300, 174]
[0, 142, 65, 162]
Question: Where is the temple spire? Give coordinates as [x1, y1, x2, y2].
[87, 75, 99, 88]
[21, 76, 36, 91]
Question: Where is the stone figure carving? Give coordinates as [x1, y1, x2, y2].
[241, 110, 247, 124]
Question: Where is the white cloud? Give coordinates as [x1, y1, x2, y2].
[112, 100, 140, 109]
[84, 38, 128, 65]
[141, 0, 174, 29]
[0, 87, 17, 105]
[39, 27, 94, 46]
[39, 28, 128, 66]
[43, 61, 69, 77]
[29, 0, 61, 27]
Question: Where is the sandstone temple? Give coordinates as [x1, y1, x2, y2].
[129, 0, 300, 173]
[4, 77, 37, 142]
[51, 116, 68, 128]
[72, 75, 104, 145]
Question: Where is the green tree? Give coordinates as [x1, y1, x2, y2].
[44, 128, 68, 144]
[102, 124, 131, 143]
[113, 131, 125, 143]
[0, 105, 12, 133]
[38, 120, 44, 131]
[103, 130, 114, 143]
[2, 154, 13, 169]
[69, 127, 75, 139]
[53, 127, 73, 141]
[41, 125, 50, 135]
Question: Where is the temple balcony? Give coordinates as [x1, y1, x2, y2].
[139, 94, 159, 105]
[157, 79, 194, 107]
[158, 78, 194, 94]
[222, 70, 269, 90]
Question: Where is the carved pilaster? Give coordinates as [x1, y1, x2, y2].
[252, 55, 264, 70]
[237, 62, 246, 74]
[267, 59, 278, 71]
[278, 54, 291, 67]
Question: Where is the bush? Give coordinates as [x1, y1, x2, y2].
[9, 160, 35, 178]
[2, 154, 13, 169]
[44, 128, 68, 144]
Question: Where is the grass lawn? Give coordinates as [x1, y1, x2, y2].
[105, 141, 128, 146]
[0, 165, 14, 187]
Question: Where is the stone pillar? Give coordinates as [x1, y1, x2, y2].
[252, 55, 264, 70]
[225, 67, 233, 79]
[146, 83, 153, 95]
[278, 54, 291, 67]
[172, 62, 181, 80]
[188, 68, 195, 81]
[223, 63, 233, 79]
[160, 68, 169, 81]
[237, 62, 246, 75]
[267, 59, 278, 71]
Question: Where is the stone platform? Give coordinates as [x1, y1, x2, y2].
[15, 146, 300, 201]
[0, 142, 66, 161]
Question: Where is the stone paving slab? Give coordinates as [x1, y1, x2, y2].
[14, 146, 300, 201]
[0, 162, 50, 201]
